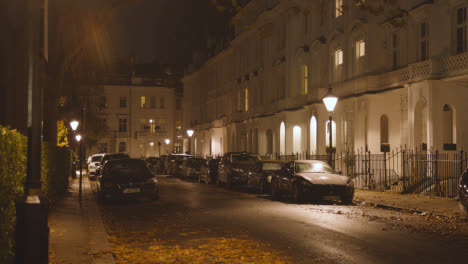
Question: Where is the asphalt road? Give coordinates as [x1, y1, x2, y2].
[99, 175, 468, 264]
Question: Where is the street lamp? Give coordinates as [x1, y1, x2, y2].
[75, 134, 83, 201]
[187, 129, 194, 154]
[165, 139, 170, 154]
[70, 120, 79, 131]
[322, 85, 338, 166]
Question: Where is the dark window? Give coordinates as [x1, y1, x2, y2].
[119, 142, 126, 152]
[120, 96, 127, 108]
[119, 119, 127, 132]
[176, 98, 182, 110]
[99, 143, 108, 153]
[420, 22, 429, 61]
[392, 33, 399, 69]
[160, 97, 165, 109]
[150, 96, 156, 108]
[457, 7, 467, 54]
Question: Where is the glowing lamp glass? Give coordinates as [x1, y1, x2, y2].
[323, 96, 338, 112]
[75, 134, 82, 142]
[70, 120, 79, 131]
[165, 139, 170, 145]
[150, 142, 154, 147]
[187, 130, 194, 137]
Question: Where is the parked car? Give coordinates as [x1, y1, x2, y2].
[145, 157, 161, 172]
[459, 168, 468, 218]
[182, 157, 206, 178]
[96, 158, 159, 202]
[169, 154, 194, 176]
[96, 153, 130, 176]
[247, 160, 287, 194]
[200, 158, 220, 184]
[217, 152, 262, 188]
[87, 153, 105, 180]
[271, 160, 354, 204]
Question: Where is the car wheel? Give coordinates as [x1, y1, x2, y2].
[271, 181, 281, 201]
[459, 202, 468, 219]
[226, 172, 232, 189]
[292, 183, 304, 204]
[342, 195, 353, 205]
[259, 180, 265, 195]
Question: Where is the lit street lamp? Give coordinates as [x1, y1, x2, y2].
[75, 134, 83, 201]
[165, 139, 170, 154]
[187, 129, 194, 154]
[70, 120, 79, 131]
[322, 85, 338, 166]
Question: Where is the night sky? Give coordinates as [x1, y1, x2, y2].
[106, 0, 229, 66]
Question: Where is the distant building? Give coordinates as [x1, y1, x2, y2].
[183, 0, 468, 157]
[86, 69, 184, 158]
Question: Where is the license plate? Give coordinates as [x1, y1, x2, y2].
[123, 188, 140, 194]
[323, 196, 340, 201]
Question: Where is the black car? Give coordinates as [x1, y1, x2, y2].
[217, 152, 261, 188]
[271, 160, 354, 204]
[169, 154, 194, 176]
[145, 157, 161, 172]
[459, 168, 468, 218]
[182, 157, 206, 178]
[247, 160, 287, 194]
[96, 158, 159, 202]
[200, 158, 220, 184]
[96, 153, 130, 176]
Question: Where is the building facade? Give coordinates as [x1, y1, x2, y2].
[88, 76, 183, 158]
[182, 0, 468, 158]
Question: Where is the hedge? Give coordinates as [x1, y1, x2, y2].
[0, 125, 72, 262]
[0, 126, 27, 261]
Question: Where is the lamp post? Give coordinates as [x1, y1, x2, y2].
[322, 85, 338, 166]
[75, 134, 83, 201]
[165, 139, 170, 154]
[187, 129, 194, 154]
[70, 120, 79, 180]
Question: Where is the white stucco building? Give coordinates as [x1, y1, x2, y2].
[89, 76, 183, 158]
[182, 0, 468, 158]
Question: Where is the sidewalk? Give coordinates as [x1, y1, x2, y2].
[354, 189, 463, 219]
[48, 175, 114, 264]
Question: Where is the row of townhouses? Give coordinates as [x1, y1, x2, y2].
[182, 0, 468, 157]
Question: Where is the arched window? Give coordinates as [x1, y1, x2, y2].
[310, 116, 317, 154]
[325, 120, 336, 148]
[443, 104, 456, 146]
[380, 115, 390, 152]
[280, 122, 286, 154]
[293, 126, 302, 154]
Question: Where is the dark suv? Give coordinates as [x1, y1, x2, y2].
[217, 152, 261, 188]
[459, 168, 468, 219]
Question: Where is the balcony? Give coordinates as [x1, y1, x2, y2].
[102, 131, 129, 138]
[136, 131, 168, 139]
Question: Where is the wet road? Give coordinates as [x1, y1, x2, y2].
[99, 175, 468, 264]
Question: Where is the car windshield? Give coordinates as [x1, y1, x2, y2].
[92, 156, 102, 162]
[104, 160, 151, 182]
[295, 162, 336, 174]
[262, 162, 283, 171]
[231, 154, 261, 164]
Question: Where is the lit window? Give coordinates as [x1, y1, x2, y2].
[335, 49, 343, 65]
[302, 65, 308, 95]
[140, 96, 146, 108]
[356, 40, 365, 58]
[244, 88, 249, 112]
[335, 0, 343, 17]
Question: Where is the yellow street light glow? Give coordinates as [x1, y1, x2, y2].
[165, 139, 170, 145]
[150, 142, 154, 147]
[75, 134, 82, 142]
[322, 86, 338, 112]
